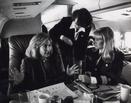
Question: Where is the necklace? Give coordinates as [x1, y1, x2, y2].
[40, 60, 46, 81]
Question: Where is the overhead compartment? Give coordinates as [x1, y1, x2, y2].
[92, 0, 131, 14]
[100, 0, 131, 9]
[68, 0, 131, 14]
[72, 0, 100, 11]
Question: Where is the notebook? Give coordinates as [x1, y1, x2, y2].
[96, 91, 120, 101]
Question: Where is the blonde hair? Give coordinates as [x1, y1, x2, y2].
[25, 33, 51, 58]
[94, 27, 115, 63]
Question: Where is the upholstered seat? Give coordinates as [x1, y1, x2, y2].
[8, 34, 34, 78]
[8, 34, 35, 95]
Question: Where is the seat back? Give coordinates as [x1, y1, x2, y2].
[8, 34, 34, 74]
[0, 38, 9, 94]
[122, 61, 131, 85]
[0, 38, 9, 69]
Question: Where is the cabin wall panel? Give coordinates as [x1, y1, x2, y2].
[94, 20, 120, 31]
[94, 19, 131, 33]
[118, 19, 131, 33]
[1, 14, 42, 38]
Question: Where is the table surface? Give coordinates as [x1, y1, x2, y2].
[9, 83, 131, 103]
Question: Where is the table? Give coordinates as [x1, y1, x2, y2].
[9, 83, 131, 103]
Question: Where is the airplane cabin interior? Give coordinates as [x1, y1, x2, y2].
[0, 0, 131, 102]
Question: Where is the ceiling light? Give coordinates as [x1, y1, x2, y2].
[13, 1, 41, 6]
[13, 7, 26, 10]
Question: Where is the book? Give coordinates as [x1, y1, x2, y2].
[96, 91, 120, 101]
[73, 80, 92, 93]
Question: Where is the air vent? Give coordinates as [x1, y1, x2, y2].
[13, 7, 26, 10]
[15, 12, 24, 14]
[13, 1, 41, 6]
[16, 15, 31, 17]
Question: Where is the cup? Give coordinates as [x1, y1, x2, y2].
[38, 93, 50, 103]
[120, 84, 131, 103]
[78, 74, 90, 83]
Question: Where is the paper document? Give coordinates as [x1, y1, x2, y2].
[27, 82, 78, 103]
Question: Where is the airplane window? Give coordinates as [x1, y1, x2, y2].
[114, 31, 131, 54]
[114, 31, 121, 49]
[124, 32, 131, 54]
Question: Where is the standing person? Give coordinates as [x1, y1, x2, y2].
[49, 8, 93, 69]
[79, 27, 126, 85]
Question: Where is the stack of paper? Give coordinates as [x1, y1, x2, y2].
[27, 82, 78, 103]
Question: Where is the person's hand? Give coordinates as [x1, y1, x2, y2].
[10, 68, 24, 85]
[60, 35, 73, 46]
[78, 74, 91, 84]
[66, 64, 79, 76]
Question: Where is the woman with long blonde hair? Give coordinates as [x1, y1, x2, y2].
[79, 27, 126, 85]
[94, 27, 115, 64]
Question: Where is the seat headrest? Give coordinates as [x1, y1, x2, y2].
[9, 34, 34, 71]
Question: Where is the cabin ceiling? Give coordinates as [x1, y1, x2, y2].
[0, 0, 131, 21]
[0, 0, 55, 19]
[93, 6, 131, 21]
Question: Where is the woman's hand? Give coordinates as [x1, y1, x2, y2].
[10, 68, 24, 85]
[78, 74, 91, 84]
[66, 64, 79, 76]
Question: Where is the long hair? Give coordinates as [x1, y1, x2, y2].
[94, 27, 115, 63]
[25, 32, 52, 58]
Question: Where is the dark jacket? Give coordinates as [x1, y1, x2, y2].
[16, 51, 66, 91]
[84, 48, 125, 85]
[49, 17, 91, 66]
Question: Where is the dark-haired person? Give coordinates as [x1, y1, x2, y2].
[79, 27, 127, 85]
[49, 8, 93, 70]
